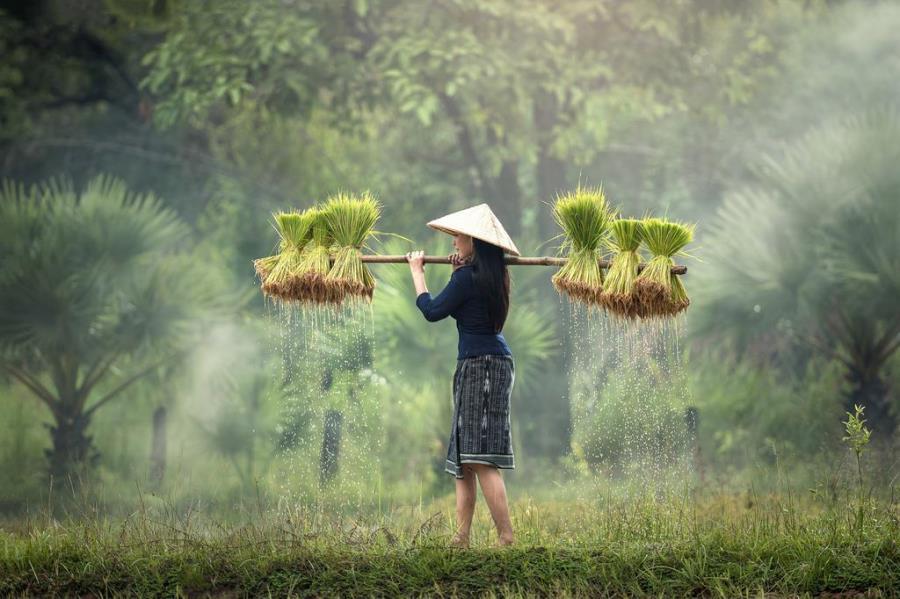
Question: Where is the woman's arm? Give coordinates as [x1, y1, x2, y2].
[406, 250, 468, 322]
[407, 250, 429, 295]
[415, 274, 467, 321]
[412, 270, 428, 295]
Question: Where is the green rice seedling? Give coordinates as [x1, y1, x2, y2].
[260, 209, 317, 302]
[550, 185, 615, 306]
[323, 191, 381, 304]
[296, 207, 337, 304]
[600, 218, 645, 318]
[253, 252, 280, 283]
[254, 237, 291, 285]
[633, 218, 694, 317]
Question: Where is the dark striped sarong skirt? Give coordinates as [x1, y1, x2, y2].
[445, 354, 515, 479]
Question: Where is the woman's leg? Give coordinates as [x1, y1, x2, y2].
[453, 464, 477, 546]
[471, 464, 514, 544]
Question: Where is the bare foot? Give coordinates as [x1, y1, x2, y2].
[496, 534, 514, 547]
[449, 533, 470, 549]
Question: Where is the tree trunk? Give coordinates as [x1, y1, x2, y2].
[150, 406, 167, 485]
[44, 408, 98, 482]
[536, 148, 566, 235]
[684, 406, 705, 485]
[532, 90, 574, 458]
[495, 160, 522, 237]
[318, 368, 341, 486]
[319, 409, 343, 486]
[534, 90, 568, 241]
[846, 370, 896, 439]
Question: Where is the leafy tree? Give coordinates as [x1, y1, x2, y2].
[0, 1, 152, 140]
[0, 1, 265, 231]
[141, 0, 785, 237]
[695, 110, 900, 437]
[0, 175, 229, 480]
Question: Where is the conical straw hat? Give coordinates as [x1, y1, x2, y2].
[426, 203, 521, 256]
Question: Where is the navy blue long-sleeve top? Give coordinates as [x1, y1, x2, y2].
[415, 264, 513, 360]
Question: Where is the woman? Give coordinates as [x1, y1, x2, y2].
[405, 203, 519, 549]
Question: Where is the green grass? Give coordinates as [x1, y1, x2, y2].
[2, 493, 897, 597]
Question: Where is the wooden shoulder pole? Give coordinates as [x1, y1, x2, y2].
[359, 255, 687, 275]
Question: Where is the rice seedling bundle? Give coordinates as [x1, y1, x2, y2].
[258, 210, 316, 301]
[323, 191, 381, 304]
[296, 208, 337, 304]
[600, 218, 645, 318]
[551, 186, 615, 305]
[253, 251, 280, 283]
[633, 218, 694, 317]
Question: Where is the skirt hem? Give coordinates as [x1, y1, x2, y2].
[445, 456, 515, 479]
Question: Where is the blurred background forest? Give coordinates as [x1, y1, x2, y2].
[1, 0, 898, 515]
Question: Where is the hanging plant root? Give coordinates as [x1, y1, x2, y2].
[552, 275, 603, 306]
[632, 279, 690, 318]
[599, 291, 641, 319]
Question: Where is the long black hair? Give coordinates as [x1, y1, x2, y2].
[470, 237, 510, 333]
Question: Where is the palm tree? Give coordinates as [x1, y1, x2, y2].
[0, 175, 229, 480]
[695, 110, 900, 437]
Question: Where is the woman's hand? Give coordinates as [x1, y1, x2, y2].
[406, 250, 425, 273]
[449, 252, 470, 271]
[407, 250, 428, 296]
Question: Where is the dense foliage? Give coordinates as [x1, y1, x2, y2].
[0, 0, 898, 513]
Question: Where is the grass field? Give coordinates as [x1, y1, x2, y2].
[2, 489, 897, 597]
